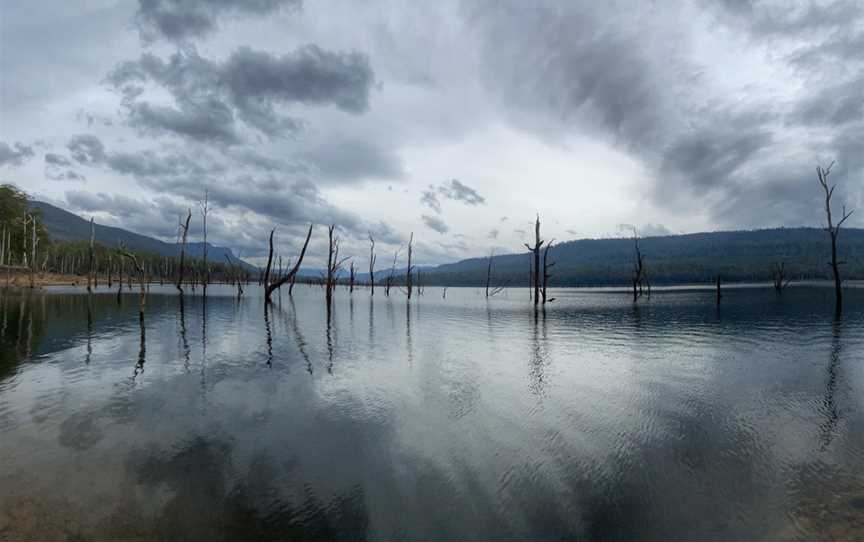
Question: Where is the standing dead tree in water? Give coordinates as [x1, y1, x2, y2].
[541, 239, 556, 304]
[523, 215, 544, 307]
[349, 261, 357, 293]
[119, 243, 146, 315]
[771, 262, 791, 293]
[484, 250, 511, 298]
[485, 250, 495, 298]
[368, 233, 377, 295]
[325, 224, 350, 309]
[406, 233, 415, 300]
[631, 230, 646, 303]
[263, 223, 313, 304]
[87, 217, 95, 293]
[385, 245, 402, 297]
[176, 209, 191, 294]
[199, 189, 211, 296]
[483, 250, 512, 299]
[716, 275, 722, 306]
[817, 162, 853, 315]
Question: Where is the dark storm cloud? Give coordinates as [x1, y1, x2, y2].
[106, 45, 374, 142]
[438, 179, 485, 205]
[135, 0, 303, 43]
[421, 214, 449, 234]
[62, 134, 381, 251]
[0, 141, 35, 167]
[472, 0, 864, 228]
[130, 99, 240, 143]
[68, 134, 216, 178]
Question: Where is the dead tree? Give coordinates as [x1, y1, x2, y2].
[406, 232, 415, 300]
[368, 233, 377, 295]
[485, 250, 495, 298]
[200, 188, 211, 296]
[716, 275, 722, 306]
[523, 214, 544, 307]
[325, 224, 350, 309]
[385, 246, 402, 297]
[541, 239, 556, 304]
[263, 223, 313, 304]
[771, 262, 791, 293]
[817, 162, 853, 315]
[87, 217, 95, 292]
[119, 243, 146, 315]
[349, 261, 356, 293]
[176, 209, 191, 294]
[631, 230, 645, 303]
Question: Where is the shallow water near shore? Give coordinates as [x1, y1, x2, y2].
[2, 284, 864, 541]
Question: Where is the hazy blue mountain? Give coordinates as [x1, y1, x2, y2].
[420, 227, 864, 286]
[29, 200, 254, 271]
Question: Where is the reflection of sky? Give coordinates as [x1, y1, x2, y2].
[2, 286, 864, 540]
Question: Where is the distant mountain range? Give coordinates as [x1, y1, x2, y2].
[30, 200, 255, 271]
[422, 227, 864, 286]
[29, 199, 864, 286]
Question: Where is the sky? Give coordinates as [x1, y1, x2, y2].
[1, 0, 862, 267]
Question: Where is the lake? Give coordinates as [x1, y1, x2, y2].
[1, 285, 864, 541]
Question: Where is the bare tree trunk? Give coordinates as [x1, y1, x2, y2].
[485, 250, 494, 298]
[87, 217, 95, 293]
[817, 162, 853, 316]
[542, 240, 555, 304]
[119, 245, 146, 315]
[406, 232, 414, 300]
[349, 261, 356, 293]
[630, 230, 645, 303]
[716, 275, 721, 306]
[324, 225, 349, 309]
[326, 225, 336, 308]
[176, 209, 191, 294]
[368, 233, 376, 296]
[200, 188, 210, 297]
[264, 224, 313, 303]
[523, 215, 544, 307]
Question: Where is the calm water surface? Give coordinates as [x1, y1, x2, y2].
[2, 285, 864, 541]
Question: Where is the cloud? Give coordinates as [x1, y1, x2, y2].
[45, 153, 85, 181]
[301, 137, 403, 183]
[420, 179, 485, 214]
[106, 45, 374, 142]
[421, 214, 449, 234]
[67, 134, 107, 164]
[0, 141, 34, 167]
[470, 0, 864, 228]
[61, 134, 396, 259]
[420, 187, 441, 213]
[438, 179, 485, 205]
[135, 0, 303, 43]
